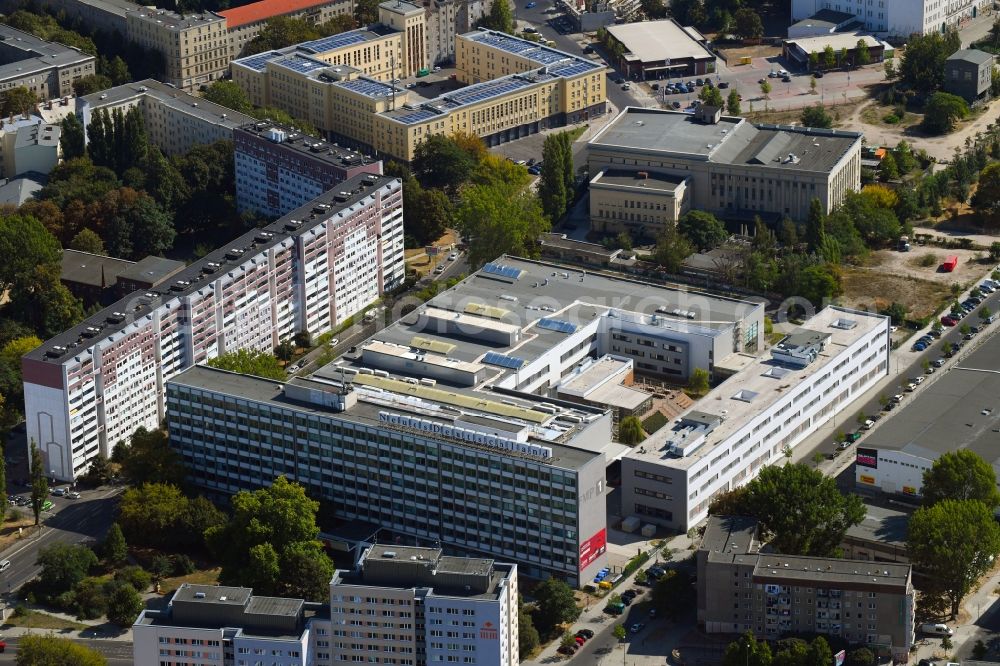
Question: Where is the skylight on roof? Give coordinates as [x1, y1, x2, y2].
[831, 318, 858, 330]
[762, 367, 790, 379]
[732, 389, 759, 403]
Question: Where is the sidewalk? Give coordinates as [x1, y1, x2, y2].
[524, 531, 695, 665]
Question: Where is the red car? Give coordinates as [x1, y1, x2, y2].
[941, 316, 957, 326]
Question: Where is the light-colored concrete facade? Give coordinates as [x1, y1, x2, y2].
[698, 516, 914, 662]
[0, 116, 60, 178]
[791, 0, 990, 38]
[588, 168, 690, 237]
[125, 9, 229, 90]
[0, 24, 96, 101]
[588, 107, 862, 222]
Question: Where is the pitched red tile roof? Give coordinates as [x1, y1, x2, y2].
[219, 0, 337, 28]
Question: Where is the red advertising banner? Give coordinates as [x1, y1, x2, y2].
[579, 528, 607, 572]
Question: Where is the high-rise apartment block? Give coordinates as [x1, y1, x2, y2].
[698, 516, 914, 662]
[0, 24, 95, 101]
[22, 174, 403, 481]
[234, 121, 383, 217]
[331, 545, 518, 665]
[135, 547, 517, 665]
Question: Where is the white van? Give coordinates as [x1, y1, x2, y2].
[919, 623, 952, 636]
[862, 419, 875, 430]
[0, 560, 10, 572]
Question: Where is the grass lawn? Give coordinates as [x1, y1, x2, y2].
[840, 266, 954, 320]
[4, 609, 88, 630]
[158, 567, 221, 595]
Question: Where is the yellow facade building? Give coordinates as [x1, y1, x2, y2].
[231, 27, 607, 161]
[125, 9, 229, 90]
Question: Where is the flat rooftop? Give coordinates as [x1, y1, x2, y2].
[539, 233, 620, 258]
[591, 107, 863, 175]
[844, 504, 909, 548]
[61, 250, 134, 288]
[752, 554, 910, 589]
[592, 168, 686, 193]
[29, 174, 395, 364]
[237, 121, 380, 167]
[0, 24, 94, 80]
[628, 306, 887, 469]
[864, 334, 1000, 465]
[117, 255, 185, 285]
[606, 19, 715, 63]
[126, 8, 225, 29]
[701, 515, 761, 562]
[785, 32, 882, 53]
[81, 79, 254, 129]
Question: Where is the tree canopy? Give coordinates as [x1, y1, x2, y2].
[116, 427, 186, 487]
[207, 348, 287, 381]
[37, 542, 98, 596]
[922, 449, 1000, 508]
[618, 415, 646, 446]
[722, 632, 773, 666]
[972, 162, 1000, 229]
[679, 210, 728, 251]
[531, 577, 579, 635]
[899, 30, 961, 94]
[411, 134, 477, 193]
[800, 104, 834, 129]
[908, 499, 1000, 617]
[479, 0, 515, 33]
[720, 463, 865, 556]
[206, 476, 333, 600]
[922, 92, 969, 135]
[15, 634, 106, 666]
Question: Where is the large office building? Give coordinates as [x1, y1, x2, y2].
[621, 306, 889, 531]
[79, 79, 254, 155]
[232, 28, 606, 161]
[330, 544, 519, 665]
[790, 0, 988, 38]
[0, 24, 95, 102]
[220, 0, 355, 58]
[587, 107, 862, 229]
[22, 174, 403, 482]
[234, 120, 383, 217]
[135, 546, 517, 665]
[854, 332, 1000, 499]
[698, 516, 914, 661]
[125, 8, 230, 90]
[166, 256, 764, 583]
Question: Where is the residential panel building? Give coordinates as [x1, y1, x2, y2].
[22, 174, 403, 481]
[330, 544, 518, 665]
[621, 306, 889, 531]
[587, 107, 862, 225]
[78, 79, 254, 155]
[697, 516, 914, 662]
[234, 120, 383, 217]
[0, 24, 96, 101]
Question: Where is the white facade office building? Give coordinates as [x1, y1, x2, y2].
[790, 0, 986, 37]
[23, 174, 403, 481]
[621, 306, 890, 531]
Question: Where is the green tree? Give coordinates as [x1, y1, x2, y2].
[884, 58, 896, 80]
[759, 79, 771, 98]
[60, 113, 86, 160]
[406, 178, 452, 245]
[117, 427, 185, 487]
[653, 222, 694, 272]
[699, 85, 724, 107]
[539, 133, 569, 222]
[798, 263, 841, 307]
[15, 634, 106, 665]
[560, 632, 578, 649]
[838, 47, 849, 67]
[7, 264, 85, 339]
[207, 348, 287, 381]
[456, 176, 549, 270]
[114, 565, 151, 593]
[103, 523, 128, 565]
[726, 88, 741, 115]
[275, 339, 295, 362]
[922, 92, 969, 134]
[800, 103, 833, 128]
[688, 367, 710, 396]
[900, 31, 960, 94]
[29, 439, 47, 526]
[613, 623, 627, 640]
[881, 301, 907, 325]
[618, 415, 645, 445]
[118, 483, 190, 549]
[651, 569, 695, 619]
[202, 80, 253, 114]
[809, 51, 819, 71]
[0, 213, 61, 295]
[206, 476, 333, 601]
[810, 75, 817, 93]
[973, 162, 1000, 229]
[37, 542, 98, 595]
[355, 0, 380, 24]
[243, 16, 323, 55]
[412, 134, 475, 193]
[102, 189, 175, 259]
[908, 499, 1000, 617]
[480, 0, 515, 33]
[722, 632, 773, 666]
[806, 637, 832, 666]
[2, 86, 36, 116]
[973, 640, 988, 660]
[679, 210, 728, 250]
[805, 198, 826, 252]
[738, 463, 866, 556]
[981, 305, 993, 320]
[733, 7, 764, 39]
[922, 449, 1000, 508]
[72, 74, 113, 96]
[856, 39, 871, 67]
[531, 577, 579, 634]
[518, 603, 540, 658]
[880, 151, 899, 181]
[846, 647, 875, 666]
[69, 228, 106, 255]
[105, 581, 143, 626]
[823, 45, 836, 70]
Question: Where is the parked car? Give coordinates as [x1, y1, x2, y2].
[576, 629, 594, 639]
[911, 342, 926, 352]
[622, 83, 630, 90]
[941, 316, 957, 326]
[630, 623, 645, 633]
[695, 78, 704, 86]
[781, 75, 791, 82]
[862, 419, 875, 430]
[67, 491, 81, 499]
[671, 101, 681, 108]
[0, 560, 10, 573]
[50, 487, 66, 496]
[813, 70, 824, 77]
[525, 1, 536, 7]
[718, 80, 730, 88]
[558, 645, 577, 655]
[919, 623, 953, 637]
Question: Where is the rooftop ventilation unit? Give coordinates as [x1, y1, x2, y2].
[382, 551, 397, 558]
[831, 318, 858, 330]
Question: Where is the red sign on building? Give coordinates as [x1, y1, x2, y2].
[480, 621, 498, 640]
[579, 528, 607, 572]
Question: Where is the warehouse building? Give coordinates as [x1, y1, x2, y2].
[587, 107, 862, 227]
[621, 306, 889, 531]
[23, 174, 403, 481]
[854, 334, 1000, 499]
[698, 516, 914, 661]
[603, 19, 716, 80]
[165, 256, 764, 583]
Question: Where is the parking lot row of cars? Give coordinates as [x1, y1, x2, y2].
[556, 629, 595, 655]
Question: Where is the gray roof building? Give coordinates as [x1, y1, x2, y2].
[0, 24, 97, 101]
[944, 49, 995, 103]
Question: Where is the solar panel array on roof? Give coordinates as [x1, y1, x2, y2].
[391, 107, 440, 124]
[276, 54, 328, 73]
[531, 49, 568, 65]
[448, 78, 528, 106]
[537, 318, 577, 334]
[236, 50, 282, 72]
[482, 351, 525, 369]
[339, 78, 394, 97]
[301, 31, 368, 54]
[482, 262, 523, 280]
[549, 60, 599, 77]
